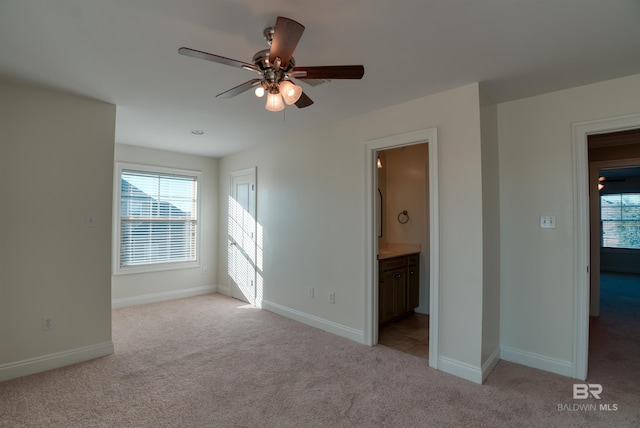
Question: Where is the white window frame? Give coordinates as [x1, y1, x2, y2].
[113, 162, 201, 275]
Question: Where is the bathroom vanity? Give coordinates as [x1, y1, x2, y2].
[378, 245, 420, 325]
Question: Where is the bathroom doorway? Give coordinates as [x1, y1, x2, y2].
[364, 128, 440, 369]
[376, 144, 429, 358]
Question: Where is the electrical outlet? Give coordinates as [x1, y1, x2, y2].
[43, 317, 54, 330]
[307, 287, 314, 299]
[202, 266, 208, 276]
[329, 292, 335, 304]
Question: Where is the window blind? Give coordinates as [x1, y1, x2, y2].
[119, 169, 198, 267]
[601, 193, 640, 249]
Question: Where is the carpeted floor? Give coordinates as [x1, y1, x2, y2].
[0, 281, 638, 427]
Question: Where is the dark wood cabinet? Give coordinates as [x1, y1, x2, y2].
[379, 253, 419, 325]
[407, 254, 419, 310]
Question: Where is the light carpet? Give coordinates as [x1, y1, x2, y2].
[1, 286, 638, 427]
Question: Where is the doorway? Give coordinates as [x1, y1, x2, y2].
[376, 144, 429, 358]
[364, 128, 440, 369]
[228, 167, 258, 305]
[587, 130, 640, 378]
[573, 115, 640, 380]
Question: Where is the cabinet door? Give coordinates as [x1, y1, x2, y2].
[407, 264, 419, 310]
[380, 270, 397, 324]
[392, 268, 407, 317]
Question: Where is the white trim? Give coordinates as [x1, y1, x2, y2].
[438, 356, 483, 384]
[571, 113, 640, 380]
[481, 347, 501, 382]
[500, 345, 573, 378]
[111, 285, 217, 309]
[216, 284, 231, 296]
[428, 131, 440, 370]
[364, 128, 440, 369]
[262, 300, 365, 343]
[0, 342, 114, 382]
[112, 162, 202, 276]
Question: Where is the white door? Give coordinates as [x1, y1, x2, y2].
[228, 168, 257, 305]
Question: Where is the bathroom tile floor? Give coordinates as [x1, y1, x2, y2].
[378, 312, 429, 359]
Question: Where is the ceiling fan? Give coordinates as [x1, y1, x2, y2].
[179, 16, 364, 111]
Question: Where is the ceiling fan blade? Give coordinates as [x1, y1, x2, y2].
[179, 47, 258, 72]
[216, 79, 262, 99]
[292, 65, 365, 80]
[295, 92, 314, 108]
[269, 17, 305, 69]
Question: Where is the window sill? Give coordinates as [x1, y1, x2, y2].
[113, 260, 200, 276]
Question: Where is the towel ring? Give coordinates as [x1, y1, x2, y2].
[397, 210, 409, 224]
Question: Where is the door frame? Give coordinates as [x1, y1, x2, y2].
[364, 128, 440, 369]
[572, 113, 640, 380]
[229, 167, 258, 306]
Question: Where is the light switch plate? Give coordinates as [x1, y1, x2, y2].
[540, 215, 556, 229]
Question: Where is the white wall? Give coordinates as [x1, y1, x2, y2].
[111, 144, 219, 307]
[218, 83, 490, 380]
[0, 81, 115, 380]
[498, 73, 640, 374]
[480, 87, 500, 371]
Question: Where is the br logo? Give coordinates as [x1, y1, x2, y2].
[573, 384, 603, 399]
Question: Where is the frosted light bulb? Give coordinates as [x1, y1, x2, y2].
[265, 92, 284, 111]
[279, 80, 303, 105]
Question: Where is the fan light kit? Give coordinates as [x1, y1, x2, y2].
[179, 16, 364, 112]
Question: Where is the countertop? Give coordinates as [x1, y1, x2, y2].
[377, 243, 421, 260]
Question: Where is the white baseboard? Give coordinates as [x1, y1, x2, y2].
[481, 346, 501, 382]
[262, 300, 365, 344]
[438, 355, 484, 384]
[112, 285, 217, 309]
[0, 341, 114, 382]
[216, 284, 231, 296]
[500, 345, 573, 378]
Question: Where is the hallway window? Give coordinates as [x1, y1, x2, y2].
[601, 193, 640, 249]
[115, 163, 200, 274]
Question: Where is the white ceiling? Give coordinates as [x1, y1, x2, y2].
[2, 0, 640, 158]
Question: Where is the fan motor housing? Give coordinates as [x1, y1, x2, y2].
[252, 49, 295, 85]
[253, 49, 295, 71]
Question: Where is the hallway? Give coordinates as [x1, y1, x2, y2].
[588, 272, 640, 381]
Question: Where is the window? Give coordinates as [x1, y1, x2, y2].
[600, 193, 640, 249]
[115, 163, 200, 274]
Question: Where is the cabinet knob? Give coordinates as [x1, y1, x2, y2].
[395, 274, 401, 279]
